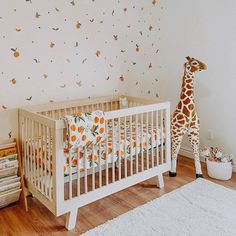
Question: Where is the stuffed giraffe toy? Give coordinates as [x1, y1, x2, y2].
[169, 56, 207, 178]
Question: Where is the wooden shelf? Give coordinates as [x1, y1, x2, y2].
[0, 139, 28, 211]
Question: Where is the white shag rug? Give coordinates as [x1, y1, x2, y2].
[82, 179, 236, 236]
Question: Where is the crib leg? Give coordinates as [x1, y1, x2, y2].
[65, 208, 78, 230]
[157, 174, 164, 189]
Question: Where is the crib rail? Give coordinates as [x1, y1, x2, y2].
[19, 109, 56, 213]
[55, 101, 170, 216]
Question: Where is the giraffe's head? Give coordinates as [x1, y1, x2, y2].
[185, 56, 207, 73]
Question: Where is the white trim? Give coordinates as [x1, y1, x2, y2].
[179, 147, 205, 162]
[179, 147, 192, 158]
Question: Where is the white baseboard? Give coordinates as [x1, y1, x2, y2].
[179, 147, 205, 162]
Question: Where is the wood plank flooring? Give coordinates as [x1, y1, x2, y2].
[0, 156, 235, 236]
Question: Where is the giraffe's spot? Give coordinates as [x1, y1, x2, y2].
[181, 94, 186, 100]
[188, 104, 194, 110]
[190, 131, 198, 136]
[183, 98, 190, 105]
[186, 90, 192, 96]
[187, 84, 192, 89]
[178, 119, 185, 125]
[186, 79, 192, 83]
[183, 106, 190, 116]
[177, 114, 183, 120]
[178, 102, 182, 110]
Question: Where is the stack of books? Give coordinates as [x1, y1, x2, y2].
[0, 141, 22, 208]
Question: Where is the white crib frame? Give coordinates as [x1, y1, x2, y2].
[19, 95, 171, 230]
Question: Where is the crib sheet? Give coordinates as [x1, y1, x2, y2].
[26, 121, 164, 175]
[63, 120, 164, 175]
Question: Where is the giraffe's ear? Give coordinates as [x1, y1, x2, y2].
[186, 56, 191, 61]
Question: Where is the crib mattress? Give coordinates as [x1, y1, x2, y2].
[63, 121, 164, 175]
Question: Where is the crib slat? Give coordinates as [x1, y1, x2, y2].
[98, 142, 102, 188]
[165, 110, 169, 164]
[29, 119, 33, 183]
[141, 113, 144, 171]
[26, 118, 30, 181]
[106, 102, 108, 112]
[43, 125, 47, 195]
[124, 116, 127, 178]
[156, 110, 159, 166]
[48, 127, 52, 200]
[146, 113, 149, 170]
[41, 123, 44, 194]
[39, 123, 43, 192]
[45, 125, 49, 197]
[58, 109, 62, 120]
[32, 119, 36, 186]
[151, 111, 154, 168]
[130, 115, 133, 176]
[160, 110, 164, 164]
[23, 117, 27, 178]
[77, 147, 80, 197]
[37, 122, 41, 189]
[105, 121, 109, 185]
[92, 145, 95, 191]
[68, 154, 72, 199]
[118, 117, 121, 180]
[112, 119, 115, 183]
[135, 114, 138, 174]
[84, 147, 88, 193]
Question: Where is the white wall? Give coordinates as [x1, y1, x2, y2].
[157, 0, 236, 156]
[0, 0, 161, 140]
[1, 0, 235, 159]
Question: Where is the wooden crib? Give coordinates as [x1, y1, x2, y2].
[19, 95, 171, 230]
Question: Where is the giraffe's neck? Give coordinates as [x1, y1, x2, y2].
[180, 64, 195, 100]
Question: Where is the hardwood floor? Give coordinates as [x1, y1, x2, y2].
[0, 156, 236, 236]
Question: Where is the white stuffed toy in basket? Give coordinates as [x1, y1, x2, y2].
[201, 147, 233, 180]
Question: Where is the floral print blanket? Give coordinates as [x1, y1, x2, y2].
[64, 110, 106, 149]
[63, 120, 164, 175]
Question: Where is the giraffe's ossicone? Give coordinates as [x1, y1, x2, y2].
[170, 56, 207, 178]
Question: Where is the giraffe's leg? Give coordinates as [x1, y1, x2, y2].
[188, 124, 203, 178]
[169, 131, 185, 176]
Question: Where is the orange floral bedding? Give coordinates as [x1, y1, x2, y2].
[26, 121, 164, 175]
[63, 120, 164, 175]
